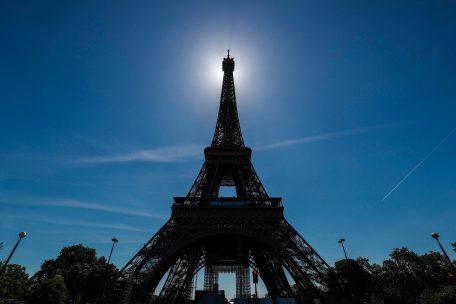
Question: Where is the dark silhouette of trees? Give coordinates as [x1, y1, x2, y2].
[1, 243, 455, 303]
[331, 248, 456, 304]
[28, 274, 67, 304]
[418, 286, 456, 304]
[335, 258, 374, 303]
[0, 263, 29, 302]
[379, 248, 455, 304]
[29, 244, 120, 304]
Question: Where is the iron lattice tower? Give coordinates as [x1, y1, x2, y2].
[120, 53, 340, 304]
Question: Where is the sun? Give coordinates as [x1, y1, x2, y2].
[190, 34, 259, 106]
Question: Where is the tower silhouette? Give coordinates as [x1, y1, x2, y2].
[121, 52, 338, 304]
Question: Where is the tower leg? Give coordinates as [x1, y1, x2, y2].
[159, 247, 201, 303]
[251, 248, 293, 299]
[204, 265, 219, 292]
[235, 265, 250, 298]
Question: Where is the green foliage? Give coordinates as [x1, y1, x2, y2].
[329, 247, 456, 304]
[418, 286, 456, 304]
[31, 244, 120, 304]
[28, 275, 67, 304]
[1, 242, 454, 304]
[335, 258, 373, 303]
[0, 263, 30, 301]
[372, 248, 452, 304]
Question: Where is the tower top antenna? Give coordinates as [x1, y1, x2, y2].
[227, 49, 230, 58]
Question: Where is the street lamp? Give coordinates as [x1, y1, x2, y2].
[0, 231, 27, 276]
[107, 237, 119, 265]
[338, 238, 349, 261]
[431, 232, 455, 269]
[99, 237, 120, 302]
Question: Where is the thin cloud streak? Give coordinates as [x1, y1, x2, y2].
[0, 197, 168, 220]
[382, 127, 456, 201]
[9, 215, 148, 232]
[255, 122, 409, 151]
[75, 123, 409, 164]
[78, 144, 204, 164]
[42, 219, 147, 232]
[85, 239, 147, 244]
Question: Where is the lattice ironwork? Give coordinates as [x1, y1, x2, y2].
[202, 265, 250, 298]
[211, 53, 244, 148]
[203, 266, 219, 291]
[159, 248, 201, 302]
[236, 265, 251, 298]
[120, 53, 342, 304]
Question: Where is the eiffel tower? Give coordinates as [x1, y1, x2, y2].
[121, 52, 339, 304]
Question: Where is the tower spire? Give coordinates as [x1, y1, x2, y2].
[211, 52, 245, 147]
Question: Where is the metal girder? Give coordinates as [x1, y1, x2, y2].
[120, 54, 341, 304]
[186, 150, 268, 200]
[250, 247, 293, 299]
[211, 59, 244, 148]
[158, 248, 201, 303]
[120, 209, 336, 303]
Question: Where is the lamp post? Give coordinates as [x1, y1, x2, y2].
[107, 237, 119, 265]
[338, 238, 349, 262]
[338, 238, 360, 302]
[431, 232, 455, 269]
[0, 232, 27, 276]
[100, 237, 119, 301]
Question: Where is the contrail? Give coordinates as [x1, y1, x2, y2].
[382, 127, 456, 201]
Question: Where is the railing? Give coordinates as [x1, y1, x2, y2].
[173, 196, 282, 207]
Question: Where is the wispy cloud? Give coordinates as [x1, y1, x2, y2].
[255, 122, 409, 151]
[42, 219, 148, 232]
[77, 144, 204, 164]
[74, 122, 408, 164]
[0, 197, 168, 220]
[84, 238, 147, 244]
[382, 127, 456, 201]
[10, 215, 148, 232]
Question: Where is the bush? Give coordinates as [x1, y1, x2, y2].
[0, 263, 29, 301]
[418, 286, 456, 304]
[28, 275, 67, 304]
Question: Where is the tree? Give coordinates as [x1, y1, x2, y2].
[452, 242, 456, 253]
[0, 263, 30, 302]
[418, 286, 456, 304]
[31, 244, 120, 304]
[377, 248, 430, 304]
[28, 275, 67, 304]
[335, 258, 373, 303]
[370, 247, 454, 304]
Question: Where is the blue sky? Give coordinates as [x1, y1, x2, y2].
[1, 0, 456, 299]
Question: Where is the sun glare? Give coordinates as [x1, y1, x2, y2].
[207, 56, 225, 88]
[190, 33, 260, 106]
[196, 48, 252, 99]
[203, 52, 249, 91]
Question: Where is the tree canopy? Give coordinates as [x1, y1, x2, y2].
[0, 263, 30, 302]
[1, 242, 455, 304]
[28, 275, 67, 304]
[30, 244, 120, 304]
